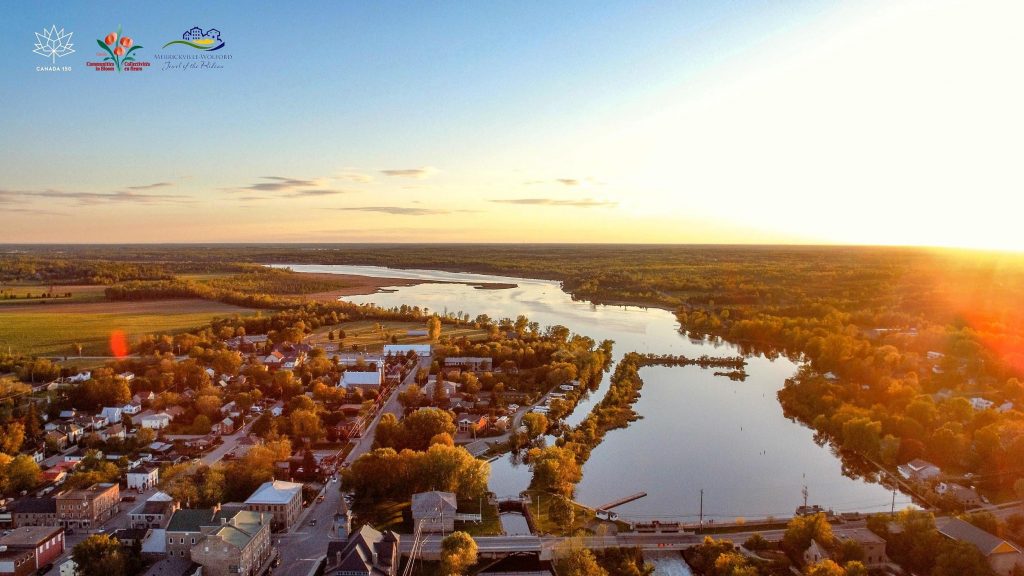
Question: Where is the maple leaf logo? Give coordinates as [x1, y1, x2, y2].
[33, 25, 75, 63]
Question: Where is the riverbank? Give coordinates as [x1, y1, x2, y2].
[284, 269, 519, 301]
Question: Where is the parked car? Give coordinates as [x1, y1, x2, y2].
[37, 563, 53, 576]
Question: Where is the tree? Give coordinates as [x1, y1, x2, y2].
[932, 541, 995, 576]
[556, 548, 608, 576]
[401, 408, 456, 451]
[398, 384, 423, 409]
[548, 495, 575, 529]
[0, 422, 25, 455]
[428, 316, 442, 341]
[440, 531, 477, 576]
[527, 444, 582, 497]
[783, 513, 833, 555]
[522, 413, 549, 439]
[6, 455, 40, 493]
[804, 560, 844, 576]
[73, 535, 126, 576]
[290, 409, 323, 440]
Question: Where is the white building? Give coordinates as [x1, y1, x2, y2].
[340, 369, 383, 389]
[126, 465, 159, 491]
[898, 458, 941, 481]
[140, 413, 171, 430]
[99, 407, 123, 425]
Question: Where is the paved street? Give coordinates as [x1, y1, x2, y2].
[343, 356, 431, 466]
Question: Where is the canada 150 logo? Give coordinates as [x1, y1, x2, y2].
[156, 27, 231, 70]
[33, 25, 75, 72]
[88, 25, 150, 72]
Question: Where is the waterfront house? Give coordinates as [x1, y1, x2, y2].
[938, 517, 1024, 575]
[897, 459, 941, 481]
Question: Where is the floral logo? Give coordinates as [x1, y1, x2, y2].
[96, 25, 142, 72]
[33, 25, 75, 63]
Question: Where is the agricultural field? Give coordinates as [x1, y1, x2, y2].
[0, 299, 258, 357]
[307, 320, 488, 353]
[0, 284, 107, 306]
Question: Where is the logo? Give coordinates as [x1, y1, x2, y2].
[156, 26, 232, 71]
[89, 25, 150, 72]
[163, 27, 225, 51]
[33, 25, 74, 71]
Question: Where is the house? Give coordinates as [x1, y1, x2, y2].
[340, 369, 383, 389]
[411, 491, 457, 533]
[835, 528, 887, 568]
[444, 357, 493, 372]
[383, 344, 431, 358]
[998, 402, 1015, 413]
[457, 416, 488, 433]
[99, 407, 124, 425]
[0, 526, 65, 571]
[937, 518, 1024, 576]
[225, 334, 268, 352]
[263, 351, 285, 366]
[67, 372, 91, 384]
[56, 423, 84, 443]
[43, 431, 67, 451]
[99, 423, 126, 442]
[897, 459, 941, 481]
[325, 524, 399, 576]
[54, 483, 119, 529]
[423, 379, 458, 400]
[0, 548, 35, 576]
[190, 510, 272, 576]
[243, 480, 303, 530]
[211, 417, 235, 436]
[117, 371, 135, 382]
[936, 483, 982, 508]
[141, 413, 172, 430]
[269, 403, 284, 417]
[132, 391, 155, 405]
[803, 538, 830, 566]
[6, 498, 57, 528]
[129, 492, 178, 529]
[970, 397, 995, 411]
[926, 351, 945, 361]
[127, 465, 160, 492]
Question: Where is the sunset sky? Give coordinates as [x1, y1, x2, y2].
[2, 1, 1022, 249]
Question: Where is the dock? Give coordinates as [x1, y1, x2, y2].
[596, 492, 647, 511]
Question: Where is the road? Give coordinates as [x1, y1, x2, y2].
[343, 356, 431, 466]
[275, 356, 430, 576]
[200, 417, 257, 465]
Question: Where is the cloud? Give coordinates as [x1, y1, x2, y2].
[0, 207, 67, 216]
[226, 176, 348, 198]
[333, 206, 472, 216]
[380, 167, 438, 179]
[336, 171, 374, 184]
[126, 181, 172, 190]
[490, 198, 617, 208]
[0, 188, 187, 205]
[556, 178, 580, 186]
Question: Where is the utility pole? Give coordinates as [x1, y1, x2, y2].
[699, 489, 704, 531]
[891, 488, 896, 517]
[802, 485, 809, 510]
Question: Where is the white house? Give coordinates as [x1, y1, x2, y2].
[127, 465, 159, 491]
[898, 458, 941, 481]
[100, 407, 124, 425]
[122, 402, 142, 415]
[67, 372, 91, 383]
[140, 413, 171, 430]
[970, 397, 995, 411]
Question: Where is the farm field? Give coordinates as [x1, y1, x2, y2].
[307, 319, 488, 353]
[0, 284, 107, 306]
[0, 298, 258, 357]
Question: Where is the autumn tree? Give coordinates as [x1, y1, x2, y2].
[440, 531, 477, 576]
[73, 535, 126, 576]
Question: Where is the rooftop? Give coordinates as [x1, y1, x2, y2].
[0, 525, 63, 547]
[244, 480, 303, 505]
[937, 518, 1020, 557]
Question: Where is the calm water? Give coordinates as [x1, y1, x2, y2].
[282, 264, 910, 519]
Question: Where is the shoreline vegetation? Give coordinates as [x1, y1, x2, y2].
[529, 352, 748, 497]
[4, 245, 1024, 501]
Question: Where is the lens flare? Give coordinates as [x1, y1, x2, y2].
[110, 330, 129, 358]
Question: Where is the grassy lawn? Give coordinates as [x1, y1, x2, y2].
[456, 498, 503, 536]
[523, 490, 601, 535]
[0, 299, 258, 357]
[308, 320, 488, 353]
[352, 499, 412, 533]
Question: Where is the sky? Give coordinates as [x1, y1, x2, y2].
[1, 1, 1022, 249]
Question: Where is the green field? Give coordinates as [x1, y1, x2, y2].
[308, 320, 488, 353]
[0, 299, 258, 357]
[0, 284, 107, 306]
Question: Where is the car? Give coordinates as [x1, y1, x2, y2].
[121, 495, 136, 502]
[37, 563, 53, 575]
[309, 519, 317, 526]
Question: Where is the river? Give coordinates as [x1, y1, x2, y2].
[281, 264, 911, 520]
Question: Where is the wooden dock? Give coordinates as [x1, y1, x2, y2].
[597, 492, 647, 511]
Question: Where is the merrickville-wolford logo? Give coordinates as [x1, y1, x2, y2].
[156, 26, 232, 71]
[33, 25, 74, 72]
